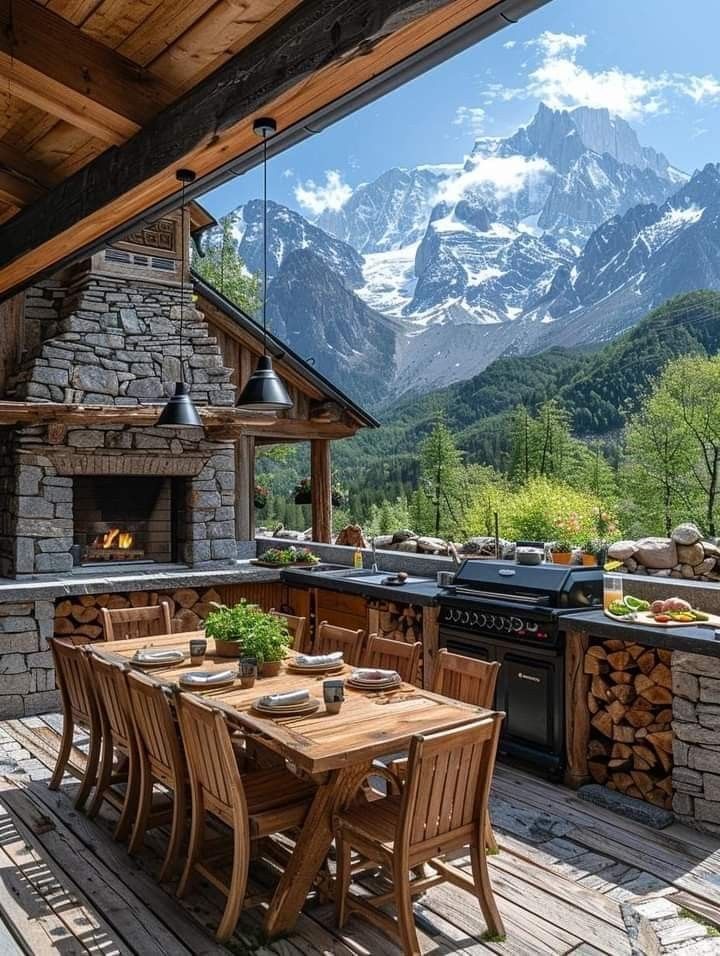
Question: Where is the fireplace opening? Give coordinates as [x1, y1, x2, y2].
[73, 476, 187, 565]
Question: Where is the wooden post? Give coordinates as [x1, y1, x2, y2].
[565, 630, 591, 789]
[310, 439, 332, 543]
[235, 435, 255, 542]
[422, 607, 440, 691]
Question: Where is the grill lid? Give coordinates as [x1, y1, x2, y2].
[447, 559, 603, 609]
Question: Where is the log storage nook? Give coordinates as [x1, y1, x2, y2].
[0, 0, 719, 954]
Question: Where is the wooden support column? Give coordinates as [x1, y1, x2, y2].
[565, 630, 592, 789]
[235, 435, 256, 542]
[310, 439, 332, 543]
[421, 607, 440, 691]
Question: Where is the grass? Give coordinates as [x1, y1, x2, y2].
[679, 906, 720, 936]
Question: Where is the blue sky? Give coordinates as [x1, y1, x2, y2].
[201, 0, 720, 220]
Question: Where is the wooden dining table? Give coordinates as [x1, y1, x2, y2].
[92, 630, 492, 937]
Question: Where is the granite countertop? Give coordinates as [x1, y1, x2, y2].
[564, 609, 720, 659]
[0, 561, 282, 602]
[280, 567, 440, 607]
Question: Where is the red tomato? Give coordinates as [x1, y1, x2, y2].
[654, 614, 671, 623]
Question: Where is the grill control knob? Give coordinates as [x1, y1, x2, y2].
[525, 621, 538, 634]
[470, 611, 480, 628]
[452, 609, 462, 623]
[461, 610, 471, 626]
[485, 614, 495, 630]
[510, 617, 524, 632]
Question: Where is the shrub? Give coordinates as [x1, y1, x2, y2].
[495, 477, 616, 544]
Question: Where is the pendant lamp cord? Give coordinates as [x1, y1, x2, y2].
[262, 129, 268, 356]
[180, 177, 186, 384]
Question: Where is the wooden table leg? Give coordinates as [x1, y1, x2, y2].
[263, 763, 367, 938]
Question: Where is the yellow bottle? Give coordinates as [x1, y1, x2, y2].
[353, 547, 363, 569]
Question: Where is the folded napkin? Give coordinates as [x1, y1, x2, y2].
[258, 689, 310, 709]
[295, 651, 343, 666]
[134, 648, 183, 663]
[351, 668, 400, 682]
[180, 670, 234, 685]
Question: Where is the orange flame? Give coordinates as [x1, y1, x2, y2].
[94, 528, 134, 550]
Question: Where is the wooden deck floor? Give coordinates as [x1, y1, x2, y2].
[0, 715, 719, 955]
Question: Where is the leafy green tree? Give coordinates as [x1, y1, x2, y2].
[418, 419, 467, 538]
[194, 213, 260, 316]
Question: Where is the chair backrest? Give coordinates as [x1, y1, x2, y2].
[175, 692, 248, 829]
[50, 638, 97, 727]
[400, 715, 504, 852]
[432, 650, 500, 710]
[314, 621, 365, 666]
[100, 600, 172, 642]
[363, 634, 421, 684]
[87, 652, 134, 752]
[127, 670, 185, 791]
[269, 609, 307, 652]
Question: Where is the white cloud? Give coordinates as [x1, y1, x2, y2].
[528, 31, 587, 58]
[282, 167, 295, 179]
[681, 74, 720, 103]
[453, 106, 486, 136]
[503, 40, 516, 49]
[437, 154, 553, 205]
[528, 57, 666, 120]
[294, 170, 352, 216]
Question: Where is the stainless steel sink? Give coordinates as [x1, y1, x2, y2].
[317, 568, 432, 585]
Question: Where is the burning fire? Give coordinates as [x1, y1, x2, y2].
[93, 528, 134, 550]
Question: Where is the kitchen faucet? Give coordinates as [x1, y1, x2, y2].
[370, 536, 379, 573]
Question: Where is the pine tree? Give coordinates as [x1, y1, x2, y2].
[193, 213, 260, 316]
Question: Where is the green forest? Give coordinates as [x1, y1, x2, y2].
[253, 290, 720, 546]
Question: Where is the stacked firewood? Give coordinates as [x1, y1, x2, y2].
[371, 600, 424, 682]
[584, 639, 673, 809]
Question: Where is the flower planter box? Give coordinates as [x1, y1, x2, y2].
[213, 639, 243, 658]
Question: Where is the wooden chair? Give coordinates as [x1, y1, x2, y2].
[363, 634, 421, 685]
[269, 609, 307, 652]
[393, 649, 501, 852]
[48, 638, 101, 810]
[100, 600, 172, 642]
[175, 692, 317, 942]
[85, 652, 138, 841]
[314, 621, 365, 666]
[334, 715, 506, 954]
[126, 670, 188, 881]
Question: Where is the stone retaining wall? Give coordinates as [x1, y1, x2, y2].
[671, 651, 720, 834]
[0, 599, 58, 718]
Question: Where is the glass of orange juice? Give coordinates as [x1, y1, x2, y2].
[603, 574, 623, 610]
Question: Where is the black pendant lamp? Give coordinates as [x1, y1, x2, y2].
[236, 117, 293, 412]
[157, 169, 203, 428]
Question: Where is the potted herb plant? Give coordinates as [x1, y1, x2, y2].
[293, 476, 345, 506]
[581, 540, 605, 567]
[549, 540, 574, 564]
[204, 602, 257, 657]
[241, 614, 292, 676]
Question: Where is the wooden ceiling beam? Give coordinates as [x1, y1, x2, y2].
[0, 0, 505, 295]
[0, 169, 42, 205]
[0, 142, 61, 190]
[0, 0, 177, 143]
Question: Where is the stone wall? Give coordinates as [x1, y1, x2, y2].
[0, 272, 238, 576]
[0, 599, 58, 718]
[671, 651, 720, 834]
[609, 523, 720, 583]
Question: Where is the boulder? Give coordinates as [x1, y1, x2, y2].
[634, 537, 678, 570]
[416, 536, 447, 554]
[462, 536, 514, 558]
[624, 557, 638, 572]
[702, 540, 720, 558]
[335, 525, 368, 549]
[677, 542, 705, 566]
[680, 564, 696, 579]
[694, 557, 717, 576]
[371, 534, 393, 549]
[608, 540, 639, 561]
[391, 529, 417, 544]
[397, 540, 418, 552]
[672, 523, 703, 546]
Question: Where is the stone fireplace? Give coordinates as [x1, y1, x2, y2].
[0, 257, 238, 577]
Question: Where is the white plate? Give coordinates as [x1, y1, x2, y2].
[132, 649, 185, 667]
[347, 677, 401, 690]
[253, 698, 320, 718]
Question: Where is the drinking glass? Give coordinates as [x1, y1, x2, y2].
[239, 656, 258, 688]
[323, 678, 345, 714]
[603, 574, 623, 610]
[189, 638, 207, 664]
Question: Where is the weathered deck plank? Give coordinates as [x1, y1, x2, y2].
[0, 714, 718, 955]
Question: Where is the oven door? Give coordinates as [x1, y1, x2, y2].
[441, 630, 565, 773]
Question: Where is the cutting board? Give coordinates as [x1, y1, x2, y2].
[604, 609, 720, 628]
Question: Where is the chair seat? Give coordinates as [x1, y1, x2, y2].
[335, 794, 403, 850]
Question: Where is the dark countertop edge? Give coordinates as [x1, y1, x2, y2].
[280, 568, 440, 607]
[564, 609, 720, 659]
[0, 562, 281, 603]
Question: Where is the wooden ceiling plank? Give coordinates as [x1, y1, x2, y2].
[0, 142, 60, 189]
[117, 0, 220, 66]
[46, 0, 109, 27]
[0, 169, 42, 205]
[0, 0, 178, 141]
[0, 0, 502, 293]
[152, 0, 300, 91]
[80, 0, 168, 51]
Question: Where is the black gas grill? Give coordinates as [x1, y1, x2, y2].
[439, 559, 603, 773]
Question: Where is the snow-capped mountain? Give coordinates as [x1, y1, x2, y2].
[519, 163, 720, 351]
[317, 165, 457, 253]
